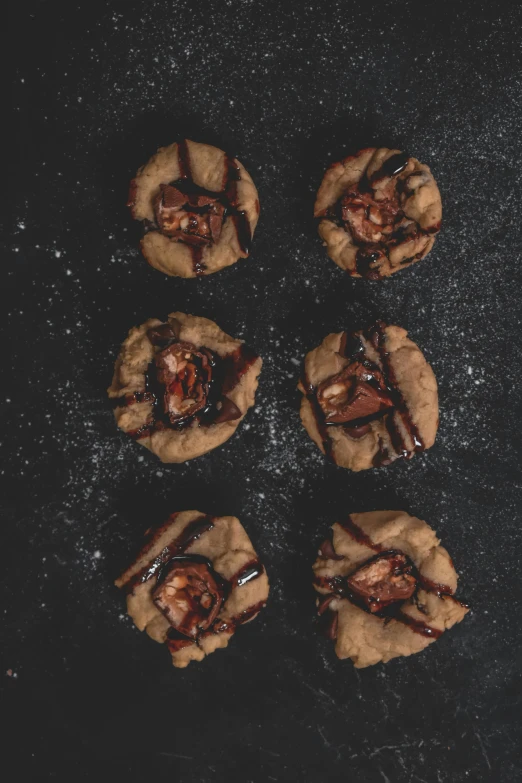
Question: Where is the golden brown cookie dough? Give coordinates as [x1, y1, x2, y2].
[108, 311, 262, 463]
[298, 322, 438, 471]
[116, 510, 269, 668]
[314, 147, 442, 279]
[313, 511, 468, 668]
[128, 139, 260, 278]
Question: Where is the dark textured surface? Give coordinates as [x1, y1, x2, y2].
[3, 2, 522, 781]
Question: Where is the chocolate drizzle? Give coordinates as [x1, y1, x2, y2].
[339, 515, 383, 552]
[113, 331, 258, 441]
[301, 374, 335, 461]
[224, 155, 251, 255]
[161, 142, 252, 274]
[230, 559, 264, 588]
[355, 249, 384, 280]
[177, 138, 192, 181]
[316, 516, 464, 642]
[370, 152, 410, 182]
[365, 322, 425, 466]
[390, 612, 442, 639]
[191, 245, 206, 277]
[125, 514, 216, 593]
[207, 600, 267, 635]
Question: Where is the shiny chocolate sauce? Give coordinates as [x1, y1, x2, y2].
[370, 151, 410, 182]
[316, 516, 467, 641]
[230, 559, 265, 588]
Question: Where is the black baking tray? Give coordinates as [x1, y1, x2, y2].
[3, 2, 522, 781]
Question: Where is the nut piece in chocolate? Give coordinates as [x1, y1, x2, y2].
[155, 342, 212, 424]
[346, 552, 416, 613]
[153, 557, 224, 637]
[153, 184, 225, 246]
[314, 147, 442, 279]
[127, 139, 260, 278]
[317, 361, 393, 424]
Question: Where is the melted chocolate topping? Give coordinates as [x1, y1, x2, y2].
[114, 328, 258, 441]
[316, 516, 466, 642]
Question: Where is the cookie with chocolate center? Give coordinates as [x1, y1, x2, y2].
[116, 511, 269, 668]
[298, 322, 438, 471]
[128, 139, 260, 278]
[314, 147, 442, 279]
[313, 511, 468, 668]
[108, 312, 262, 463]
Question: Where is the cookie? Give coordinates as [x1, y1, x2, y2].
[298, 322, 438, 471]
[116, 510, 269, 668]
[128, 139, 260, 277]
[108, 312, 262, 463]
[313, 511, 468, 668]
[314, 147, 442, 279]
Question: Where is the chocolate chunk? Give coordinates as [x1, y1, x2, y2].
[317, 362, 394, 424]
[345, 423, 371, 439]
[166, 627, 195, 653]
[153, 557, 224, 638]
[317, 599, 338, 639]
[155, 342, 212, 424]
[191, 194, 215, 207]
[355, 248, 387, 279]
[317, 593, 338, 615]
[213, 396, 242, 424]
[161, 184, 187, 210]
[209, 210, 224, 243]
[147, 322, 179, 347]
[152, 183, 227, 248]
[346, 552, 416, 613]
[318, 537, 344, 561]
[339, 332, 364, 360]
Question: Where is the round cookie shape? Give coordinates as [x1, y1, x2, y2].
[128, 139, 260, 278]
[314, 147, 442, 279]
[298, 322, 438, 472]
[313, 511, 468, 668]
[108, 312, 262, 463]
[116, 510, 269, 668]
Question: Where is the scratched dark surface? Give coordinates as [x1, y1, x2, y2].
[3, 1, 522, 781]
